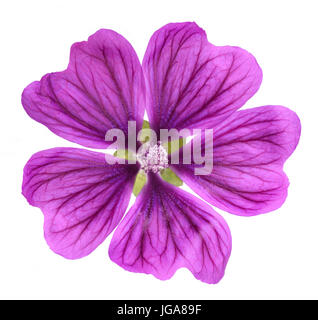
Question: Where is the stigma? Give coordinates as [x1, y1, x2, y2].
[137, 142, 168, 173]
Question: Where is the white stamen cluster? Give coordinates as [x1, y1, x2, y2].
[137, 142, 168, 173]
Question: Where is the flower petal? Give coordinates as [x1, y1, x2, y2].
[142, 22, 262, 133]
[22, 148, 138, 258]
[109, 174, 231, 284]
[172, 106, 301, 216]
[22, 29, 145, 149]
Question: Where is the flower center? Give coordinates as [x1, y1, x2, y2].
[137, 142, 168, 173]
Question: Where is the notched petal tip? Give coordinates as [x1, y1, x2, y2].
[22, 147, 138, 259]
[173, 105, 301, 216]
[109, 175, 232, 284]
[153, 21, 206, 37]
[273, 105, 301, 160]
[22, 28, 146, 149]
[143, 21, 263, 132]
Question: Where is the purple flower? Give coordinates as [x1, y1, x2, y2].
[21, 22, 301, 284]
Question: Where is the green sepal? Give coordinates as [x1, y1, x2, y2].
[160, 168, 183, 187]
[139, 120, 151, 143]
[133, 171, 147, 196]
[113, 149, 135, 161]
[163, 138, 185, 154]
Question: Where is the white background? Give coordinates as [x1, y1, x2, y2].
[0, 0, 317, 299]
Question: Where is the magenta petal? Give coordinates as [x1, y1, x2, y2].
[22, 148, 138, 258]
[142, 22, 262, 132]
[109, 174, 231, 284]
[22, 29, 145, 149]
[172, 106, 301, 216]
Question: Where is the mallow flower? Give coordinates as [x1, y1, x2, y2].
[22, 22, 301, 284]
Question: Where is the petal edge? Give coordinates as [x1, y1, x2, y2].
[23, 147, 138, 258]
[109, 174, 231, 283]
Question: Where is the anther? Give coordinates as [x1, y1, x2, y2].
[137, 142, 168, 173]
